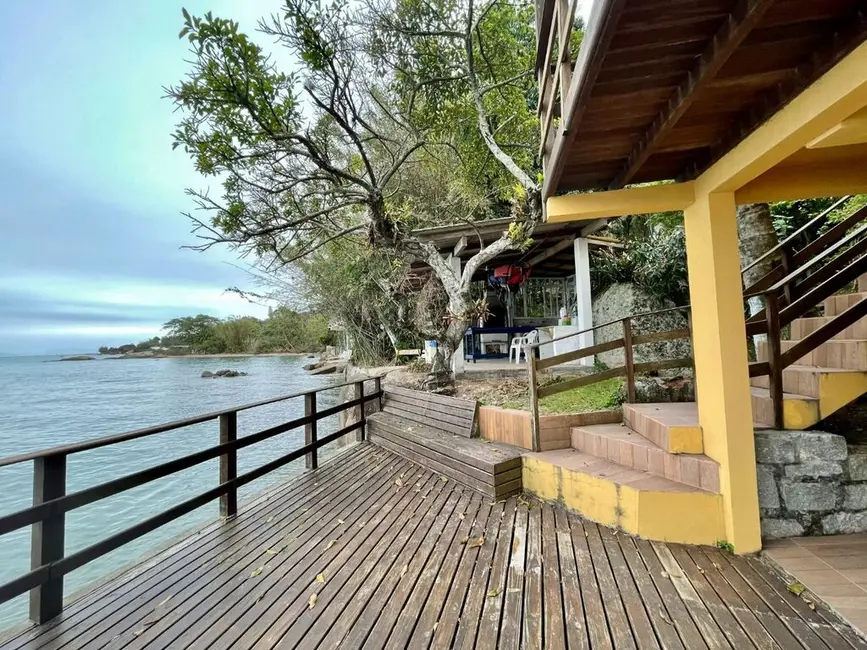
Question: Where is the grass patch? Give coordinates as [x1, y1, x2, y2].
[462, 376, 622, 415]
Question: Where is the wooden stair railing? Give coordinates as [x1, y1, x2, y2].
[525, 306, 693, 451]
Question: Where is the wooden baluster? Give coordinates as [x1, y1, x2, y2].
[765, 294, 784, 429]
[528, 353, 541, 452]
[305, 393, 318, 470]
[30, 454, 66, 623]
[373, 376, 383, 412]
[623, 318, 636, 403]
[354, 380, 365, 442]
[780, 244, 794, 306]
[219, 411, 238, 519]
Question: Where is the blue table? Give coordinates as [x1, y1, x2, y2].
[463, 326, 537, 361]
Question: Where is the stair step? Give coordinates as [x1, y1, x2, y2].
[757, 339, 867, 370]
[750, 386, 819, 430]
[621, 403, 703, 454]
[522, 450, 725, 545]
[823, 292, 866, 317]
[750, 365, 859, 398]
[790, 316, 867, 340]
[572, 423, 719, 492]
[859, 273, 867, 293]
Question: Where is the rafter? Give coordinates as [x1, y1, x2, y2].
[608, 0, 775, 189]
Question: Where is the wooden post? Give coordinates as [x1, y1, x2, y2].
[623, 318, 636, 403]
[528, 354, 541, 452]
[219, 411, 237, 519]
[765, 294, 785, 429]
[30, 454, 66, 623]
[373, 376, 383, 412]
[305, 393, 318, 470]
[780, 246, 793, 306]
[354, 380, 365, 442]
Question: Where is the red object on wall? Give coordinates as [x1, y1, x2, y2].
[490, 264, 531, 290]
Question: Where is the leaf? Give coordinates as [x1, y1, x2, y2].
[157, 594, 173, 608]
[395, 478, 403, 487]
[440, 476, 448, 482]
[467, 536, 485, 549]
[359, 521, 366, 528]
[458, 513, 465, 520]
[250, 566, 264, 578]
[266, 516, 274, 523]
[400, 564, 408, 578]
[266, 548, 280, 555]
[308, 593, 318, 609]
[787, 582, 805, 596]
[659, 608, 674, 626]
[486, 588, 501, 598]
[338, 519, 345, 525]
[326, 539, 337, 550]
[316, 573, 326, 584]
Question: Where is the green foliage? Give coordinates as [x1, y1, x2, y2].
[478, 377, 622, 414]
[591, 214, 690, 305]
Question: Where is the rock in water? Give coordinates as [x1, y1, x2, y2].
[59, 355, 95, 361]
[201, 370, 214, 378]
[208, 369, 248, 378]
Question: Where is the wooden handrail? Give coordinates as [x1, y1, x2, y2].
[0, 377, 384, 623]
[528, 304, 691, 349]
[741, 196, 850, 275]
[0, 378, 373, 468]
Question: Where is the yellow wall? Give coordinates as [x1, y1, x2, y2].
[683, 192, 761, 553]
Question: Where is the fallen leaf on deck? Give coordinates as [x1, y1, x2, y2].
[661, 571, 669, 579]
[395, 478, 403, 487]
[440, 476, 448, 482]
[359, 521, 366, 528]
[467, 536, 485, 549]
[486, 588, 501, 598]
[787, 582, 805, 596]
[326, 540, 338, 550]
[338, 519, 345, 525]
[316, 573, 326, 584]
[432, 621, 439, 632]
[659, 608, 674, 625]
[156, 594, 173, 608]
[400, 565, 408, 578]
[265, 548, 280, 555]
[459, 536, 470, 545]
[266, 516, 274, 523]
[458, 513, 465, 520]
[250, 566, 264, 578]
[308, 593, 318, 609]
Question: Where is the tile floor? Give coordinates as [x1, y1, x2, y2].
[764, 534, 867, 634]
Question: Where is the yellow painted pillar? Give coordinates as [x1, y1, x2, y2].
[684, 191, 761, 553]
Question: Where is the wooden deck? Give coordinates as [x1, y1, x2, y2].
[2, 442, 865, 650]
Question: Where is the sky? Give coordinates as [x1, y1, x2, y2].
[0, 1, 291, 355]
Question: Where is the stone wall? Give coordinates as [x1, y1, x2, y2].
[591, 283, 691, 368]
[756, 430, 867, 539]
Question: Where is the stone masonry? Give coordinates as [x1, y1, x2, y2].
[756, 430, 867, 539]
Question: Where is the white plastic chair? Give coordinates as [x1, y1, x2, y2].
[509, 330, 538, 363]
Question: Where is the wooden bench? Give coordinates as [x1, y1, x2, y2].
[367, 386, 523, 498]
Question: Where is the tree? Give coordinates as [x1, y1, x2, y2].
[162, 314, 223, 352]
[737, 203, 779, 350]
[167, 0, 542, 384]
[214, 316, 262, 353]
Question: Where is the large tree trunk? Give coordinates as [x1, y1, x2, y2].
[736, 203, 778, 349]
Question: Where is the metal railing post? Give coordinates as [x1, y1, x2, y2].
[219, 411, 238, 518]
[305, 393, 318, 470]
[30, 453, 66, 623]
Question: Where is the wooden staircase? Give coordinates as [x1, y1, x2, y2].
[523, 403, 725, 546]
[751, 274, 867, 429]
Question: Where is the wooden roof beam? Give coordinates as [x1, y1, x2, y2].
[609, 0, 776, 189]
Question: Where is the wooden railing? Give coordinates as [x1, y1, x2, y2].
[535, 0, 576, 168]
[744, 204, 867, 427]
[0, 377, 383, 624]
[526, 307, 693, 451]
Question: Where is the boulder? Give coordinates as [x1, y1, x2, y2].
[302, 363, 318, 371]
[201, 371, 214, 378]
[591, 283, 691, 370]
[207, 369, 248, 378]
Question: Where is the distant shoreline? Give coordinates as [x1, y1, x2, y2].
[106, 351, 317, 359]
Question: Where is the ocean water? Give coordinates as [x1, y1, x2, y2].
[0, 354, 343, 630]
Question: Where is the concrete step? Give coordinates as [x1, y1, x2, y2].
[790, 316, 867, 341]
[858, 273, 867, 293]
[621, 403, 703, 454]
[522, 450, 724, 546]
[572, 423, 719, 492]
[751, 386, 819, 430]
[750, 365, 863, 398]
[757, 338, 867, 370]
[823, 292, 866, 317]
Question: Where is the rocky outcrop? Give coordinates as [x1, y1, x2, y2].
[591, 283, 691, 370]
[202, 369, 248, 378]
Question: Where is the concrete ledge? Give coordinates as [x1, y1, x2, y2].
[477, 406, 621, 450]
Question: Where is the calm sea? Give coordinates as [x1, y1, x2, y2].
[0, 354, 341, 631]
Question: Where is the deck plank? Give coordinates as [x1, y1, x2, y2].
[2, 442, 866, 650]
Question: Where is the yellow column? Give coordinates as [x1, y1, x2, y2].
[684, 191, 761, 553]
